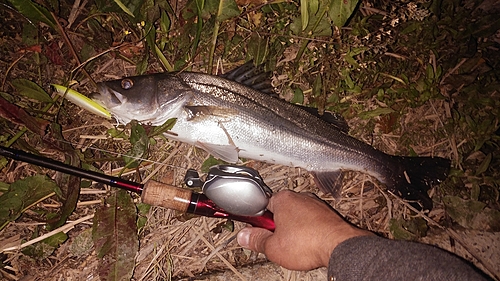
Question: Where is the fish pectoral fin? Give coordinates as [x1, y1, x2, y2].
[196, 141, 240, 164]
[311, 170, 345, 199]
[184, 105, 238, 121]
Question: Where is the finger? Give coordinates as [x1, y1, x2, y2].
[302, 191, 319, 199]
[237, 227, 273, 253]
[267, 190, 296, 213]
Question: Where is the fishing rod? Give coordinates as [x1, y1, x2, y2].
[0, 145, 275, 231]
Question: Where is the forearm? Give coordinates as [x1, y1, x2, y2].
[328, 236, 489, 281]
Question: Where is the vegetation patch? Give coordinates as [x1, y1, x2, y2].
[0, 0, 498, 280]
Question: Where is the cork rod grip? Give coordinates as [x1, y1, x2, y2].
[141, 180, 193, 212]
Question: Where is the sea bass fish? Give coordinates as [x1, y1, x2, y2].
[92, 63, 451, 210]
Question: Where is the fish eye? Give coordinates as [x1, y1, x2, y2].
[121, 79, 133, 89]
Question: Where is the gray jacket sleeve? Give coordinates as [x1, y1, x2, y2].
[327, 235, 490, 281]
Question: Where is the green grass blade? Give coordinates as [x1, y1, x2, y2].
[113, 0, 135, 17]
[7, 0, 57, 30]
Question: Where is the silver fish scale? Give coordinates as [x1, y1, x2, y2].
[174, 72, 389, 177]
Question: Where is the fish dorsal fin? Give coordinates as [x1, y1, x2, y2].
[221, 61, 349, 133]
[220, 61, 274, 94]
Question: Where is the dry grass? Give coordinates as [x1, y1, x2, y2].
[2, 65, 496, 279]
[0, 48, 496, 281]
[1, 1, 499, 280]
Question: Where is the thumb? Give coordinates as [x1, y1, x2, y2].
[237, 227, 273, 253]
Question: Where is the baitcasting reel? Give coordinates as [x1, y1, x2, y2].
[184, 165, 273, 216]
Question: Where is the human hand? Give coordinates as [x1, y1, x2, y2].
[237, 190, 373, 271]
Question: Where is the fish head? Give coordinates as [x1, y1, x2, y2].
[93, 74, 191, 125]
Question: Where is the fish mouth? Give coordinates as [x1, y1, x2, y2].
[92, 82, 164, 125]
[92, 83, 125, 108]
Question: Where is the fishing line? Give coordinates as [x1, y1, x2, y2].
[41, 137, 192, 172]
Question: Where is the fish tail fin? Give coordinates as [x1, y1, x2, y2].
[387, 156, 451, 211]
[313, 156, 451, 211]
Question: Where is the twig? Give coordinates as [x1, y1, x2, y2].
[1, 52, 27, 91]
[43, 199, 102, 208]
[1, 214, 94, 252]
[50, 11, 95, 87]
[361, 6, 388, 16]
[440, 58, 467, 86]
[67, 0, 88, 29]
[194, 227, 247, 281]
[138, 243, 168, 281]
[201, 234, 237, 269]
[359, 176, 365, 227]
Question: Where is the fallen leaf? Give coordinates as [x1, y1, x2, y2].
[93, 189, 138, 281]
[0, 175, 61, 231]
[0, 96, 50, 136]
